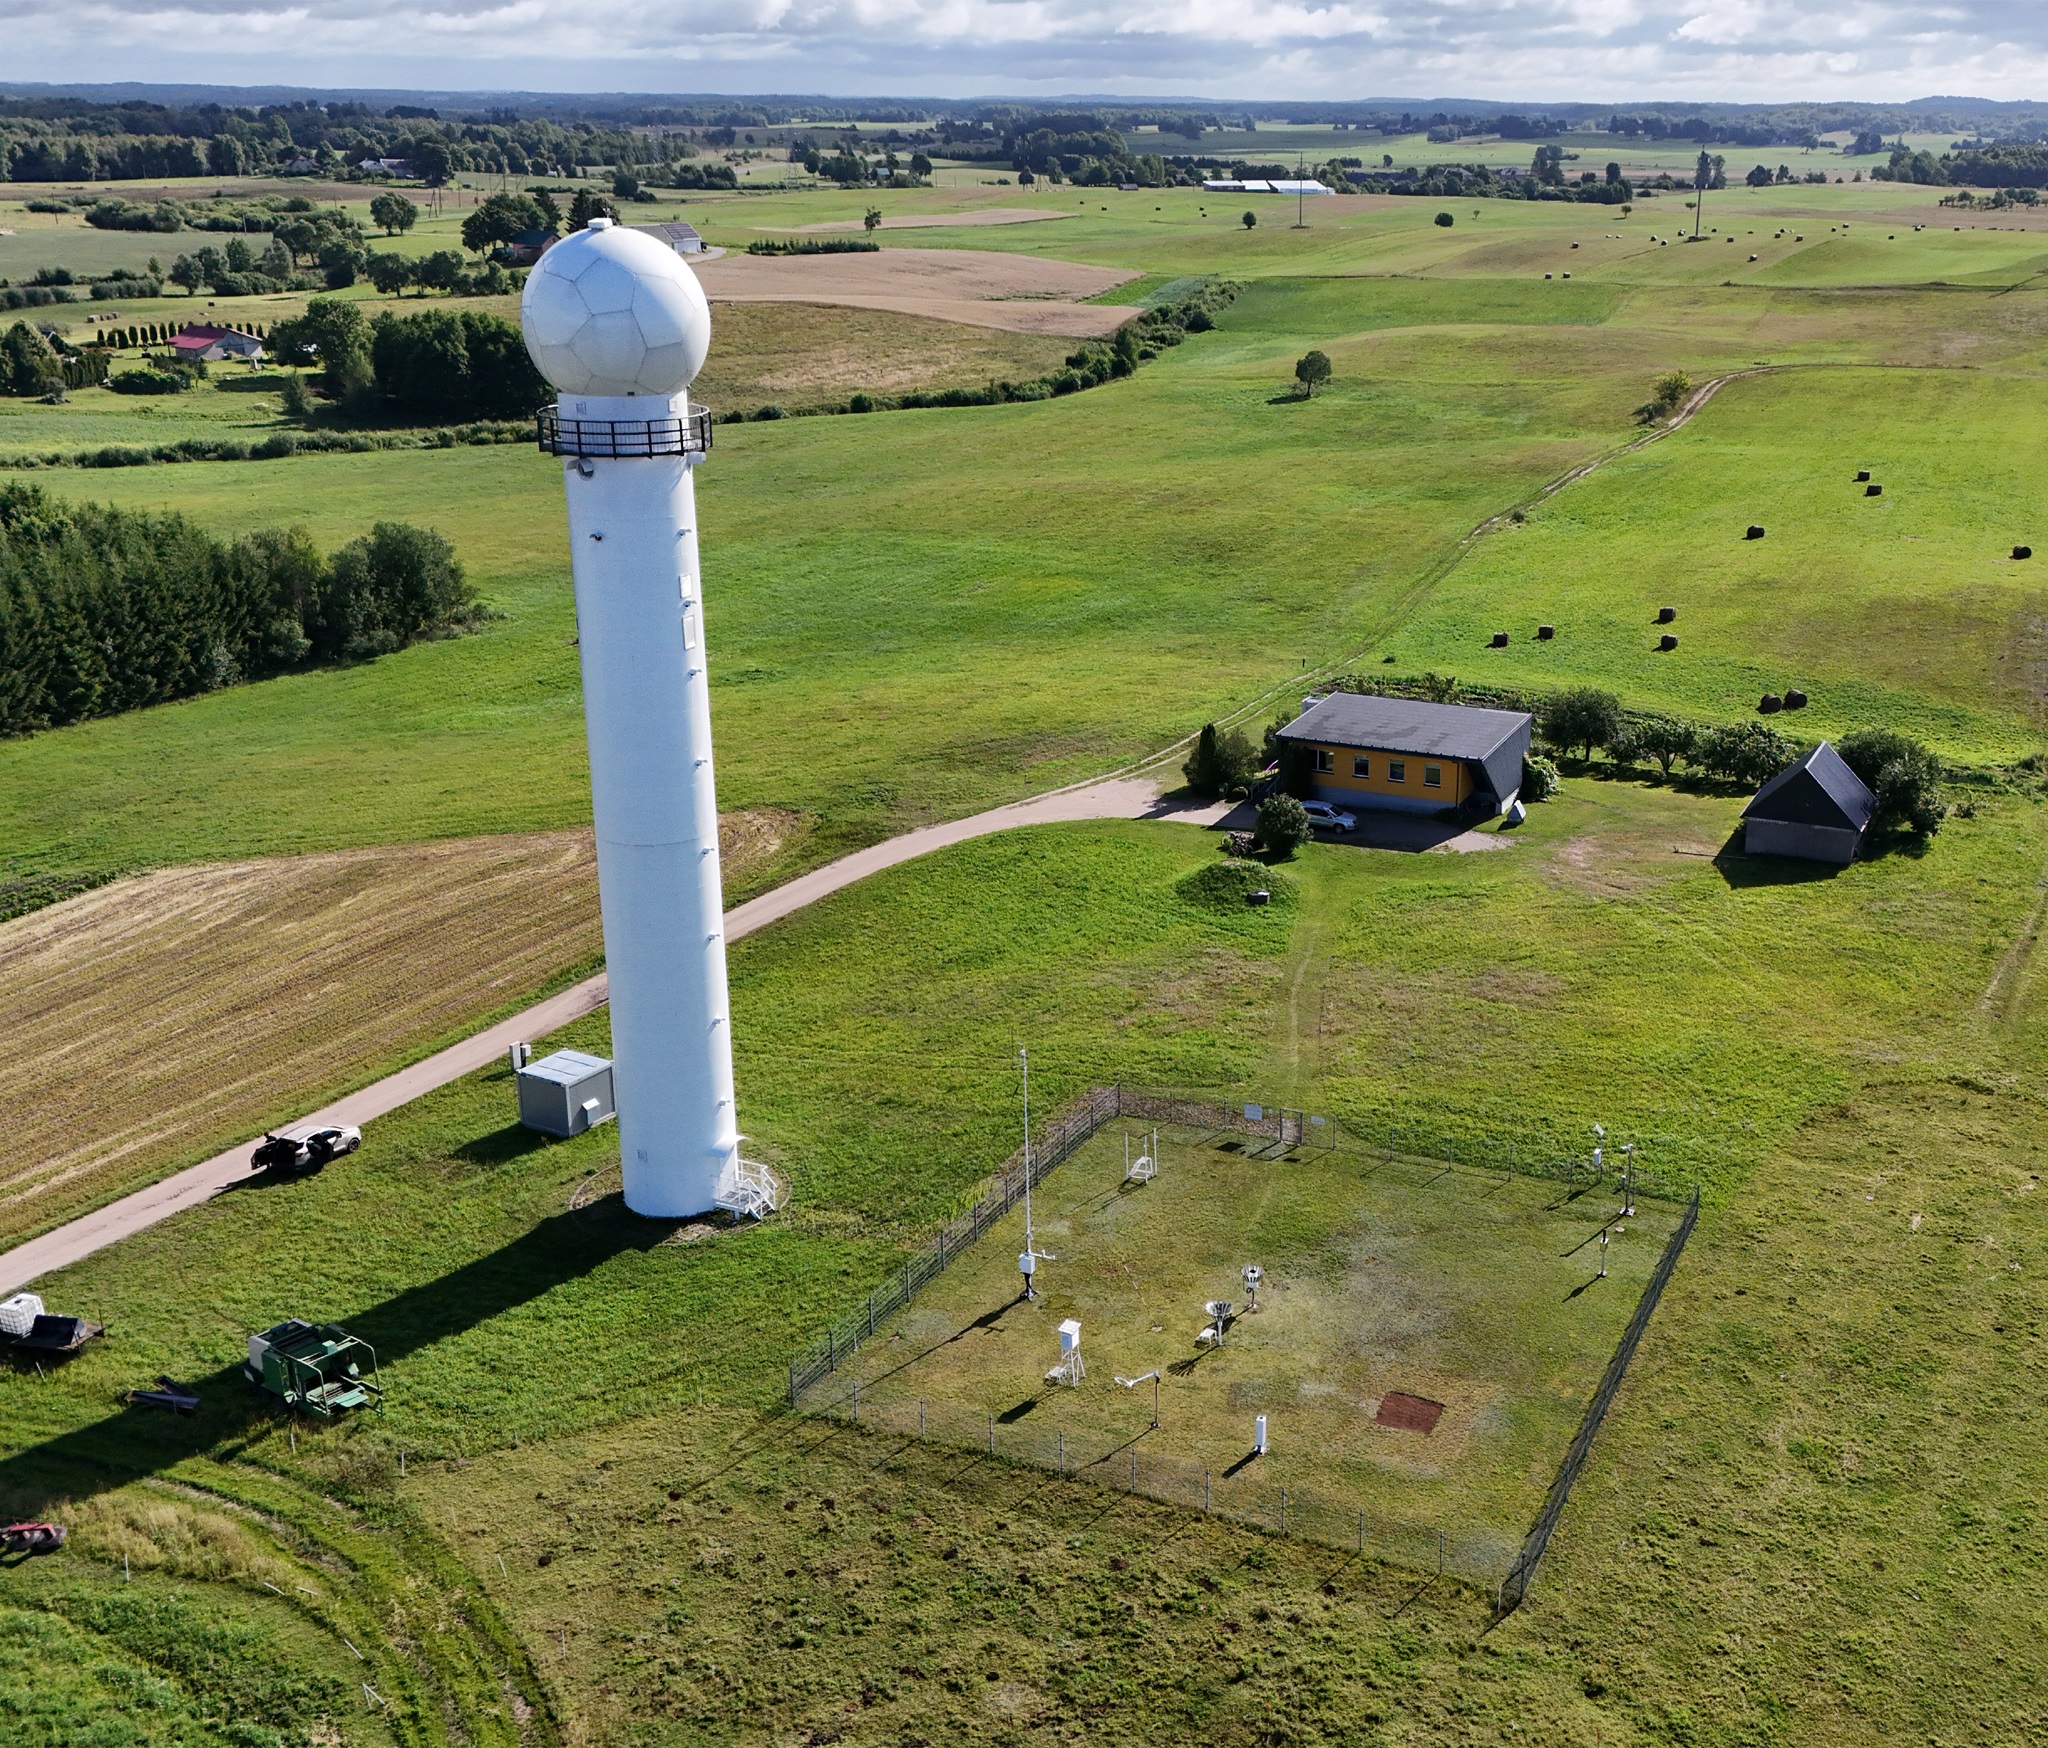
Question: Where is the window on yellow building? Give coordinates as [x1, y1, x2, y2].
[1352, 755, 1370, 778]
[1388, 760, 1406, 782]
[1424, 763, 1442, 788]
[1314, 748, 1334, 773]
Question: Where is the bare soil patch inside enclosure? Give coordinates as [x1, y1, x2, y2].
[689, 246, 1142, 337]
[774, 207, 1077, 233]
[1376, 1390, 1447, 1434]
[800, 1123, 1681, 1579]
[0, 814, 797, 1244]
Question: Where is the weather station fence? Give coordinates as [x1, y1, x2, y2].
[1496, 1182, 1701, 1612]
[783, 1084, 1702, 1596]
[802, 1384, 1501, 1584]
[787, 1085, 1694, 1406]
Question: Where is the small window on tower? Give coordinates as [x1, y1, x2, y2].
[683, 607, 699, 650]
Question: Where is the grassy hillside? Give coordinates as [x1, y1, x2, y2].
[0, 273, 1646, 878]
[1387, 365, 2048, 759]
[12, 185, 2048, 888]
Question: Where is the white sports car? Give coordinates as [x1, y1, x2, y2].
[250, 1122, 362, 1176]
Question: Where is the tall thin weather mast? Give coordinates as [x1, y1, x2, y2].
[1019, 1047, 1041, 1299]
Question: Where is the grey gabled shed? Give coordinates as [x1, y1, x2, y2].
[1741, 742, 1876, 865]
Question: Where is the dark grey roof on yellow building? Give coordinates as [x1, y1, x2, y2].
[1278, 692, 1533, 807]
[1278, 693, 1529, 761]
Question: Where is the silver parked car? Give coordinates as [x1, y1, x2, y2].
[1300, 800, 1357, 833]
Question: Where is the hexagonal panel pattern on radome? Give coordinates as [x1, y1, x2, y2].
[520, 221, 712, 397]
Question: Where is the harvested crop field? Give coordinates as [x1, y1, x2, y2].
[689, 246, 1141, 336]
[776, 207, 1075, 233]
[690, 301, 1074, 409]
[0, 813, 794, 1244]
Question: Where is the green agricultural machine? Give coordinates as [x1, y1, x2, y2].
[245, 1320, 384, 1416]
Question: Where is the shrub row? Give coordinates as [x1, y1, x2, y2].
[0, 285, 78, 310]
[0, 422, 530, 472]
[745, 237, 880, 255]
[0, 483, 482, 736]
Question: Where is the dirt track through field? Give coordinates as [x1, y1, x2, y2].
[690, 247, 1141, 337]
[0, 816, 791, 1247]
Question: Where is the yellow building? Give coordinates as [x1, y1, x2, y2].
[1276, 693, 1533, 816]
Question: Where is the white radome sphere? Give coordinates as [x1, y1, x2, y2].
[520, 218, 710, 398]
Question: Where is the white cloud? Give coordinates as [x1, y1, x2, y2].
[4, 0, 2048, 98]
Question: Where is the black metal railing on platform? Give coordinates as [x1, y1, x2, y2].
[535, 404, 714, 459]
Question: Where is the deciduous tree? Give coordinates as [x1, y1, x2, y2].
[1294, 350, 1332, 396]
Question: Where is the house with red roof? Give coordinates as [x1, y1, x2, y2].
[172, 324, 264, 365]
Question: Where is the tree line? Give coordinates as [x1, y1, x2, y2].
[269, 297, 547, 422]
[0, 483, 481, 736]
[0, 96, 718, 185]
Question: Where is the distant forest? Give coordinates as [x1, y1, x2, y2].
[5, 86, 2048, 189]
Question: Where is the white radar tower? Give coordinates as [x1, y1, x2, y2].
[521, 218, 756, 1219]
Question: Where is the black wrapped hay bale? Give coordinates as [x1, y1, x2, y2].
[1758, 693, 1782, 714]
[2015, 545, 2033, 561]
[1866, 483, 1883, 497]
[1783, 688, 1807, 710]
[1657, 606, 1677, 624]
[1745, 524, 1765, 540]
[1856, 470, 1871, 482]
[1537, 624, 1555, 640]
[1659, 633, 1679, 652]
[1490, 631, 1509, 648]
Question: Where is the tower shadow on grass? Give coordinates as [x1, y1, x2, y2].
[0, 1207, 671, 1520]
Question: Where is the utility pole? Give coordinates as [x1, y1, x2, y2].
[1694, 150, 1710, 240]
[1294, 151, 1308, 229]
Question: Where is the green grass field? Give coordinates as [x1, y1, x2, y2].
[16, 179, 2048, 888]
[9, 173, 2048, 1744]
[4, 785, 2047, 1741]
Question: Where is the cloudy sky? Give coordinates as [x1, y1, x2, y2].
[6, 0, 2048, 103]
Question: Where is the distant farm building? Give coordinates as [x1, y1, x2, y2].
[1740, 742, 1875, 865]
[1277, 693, 1533, 816]
[172, 324, 263, 364]
[357, 157, 415, 179]
[632, 221, 704, 255]
[501, 228, 556, 267]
